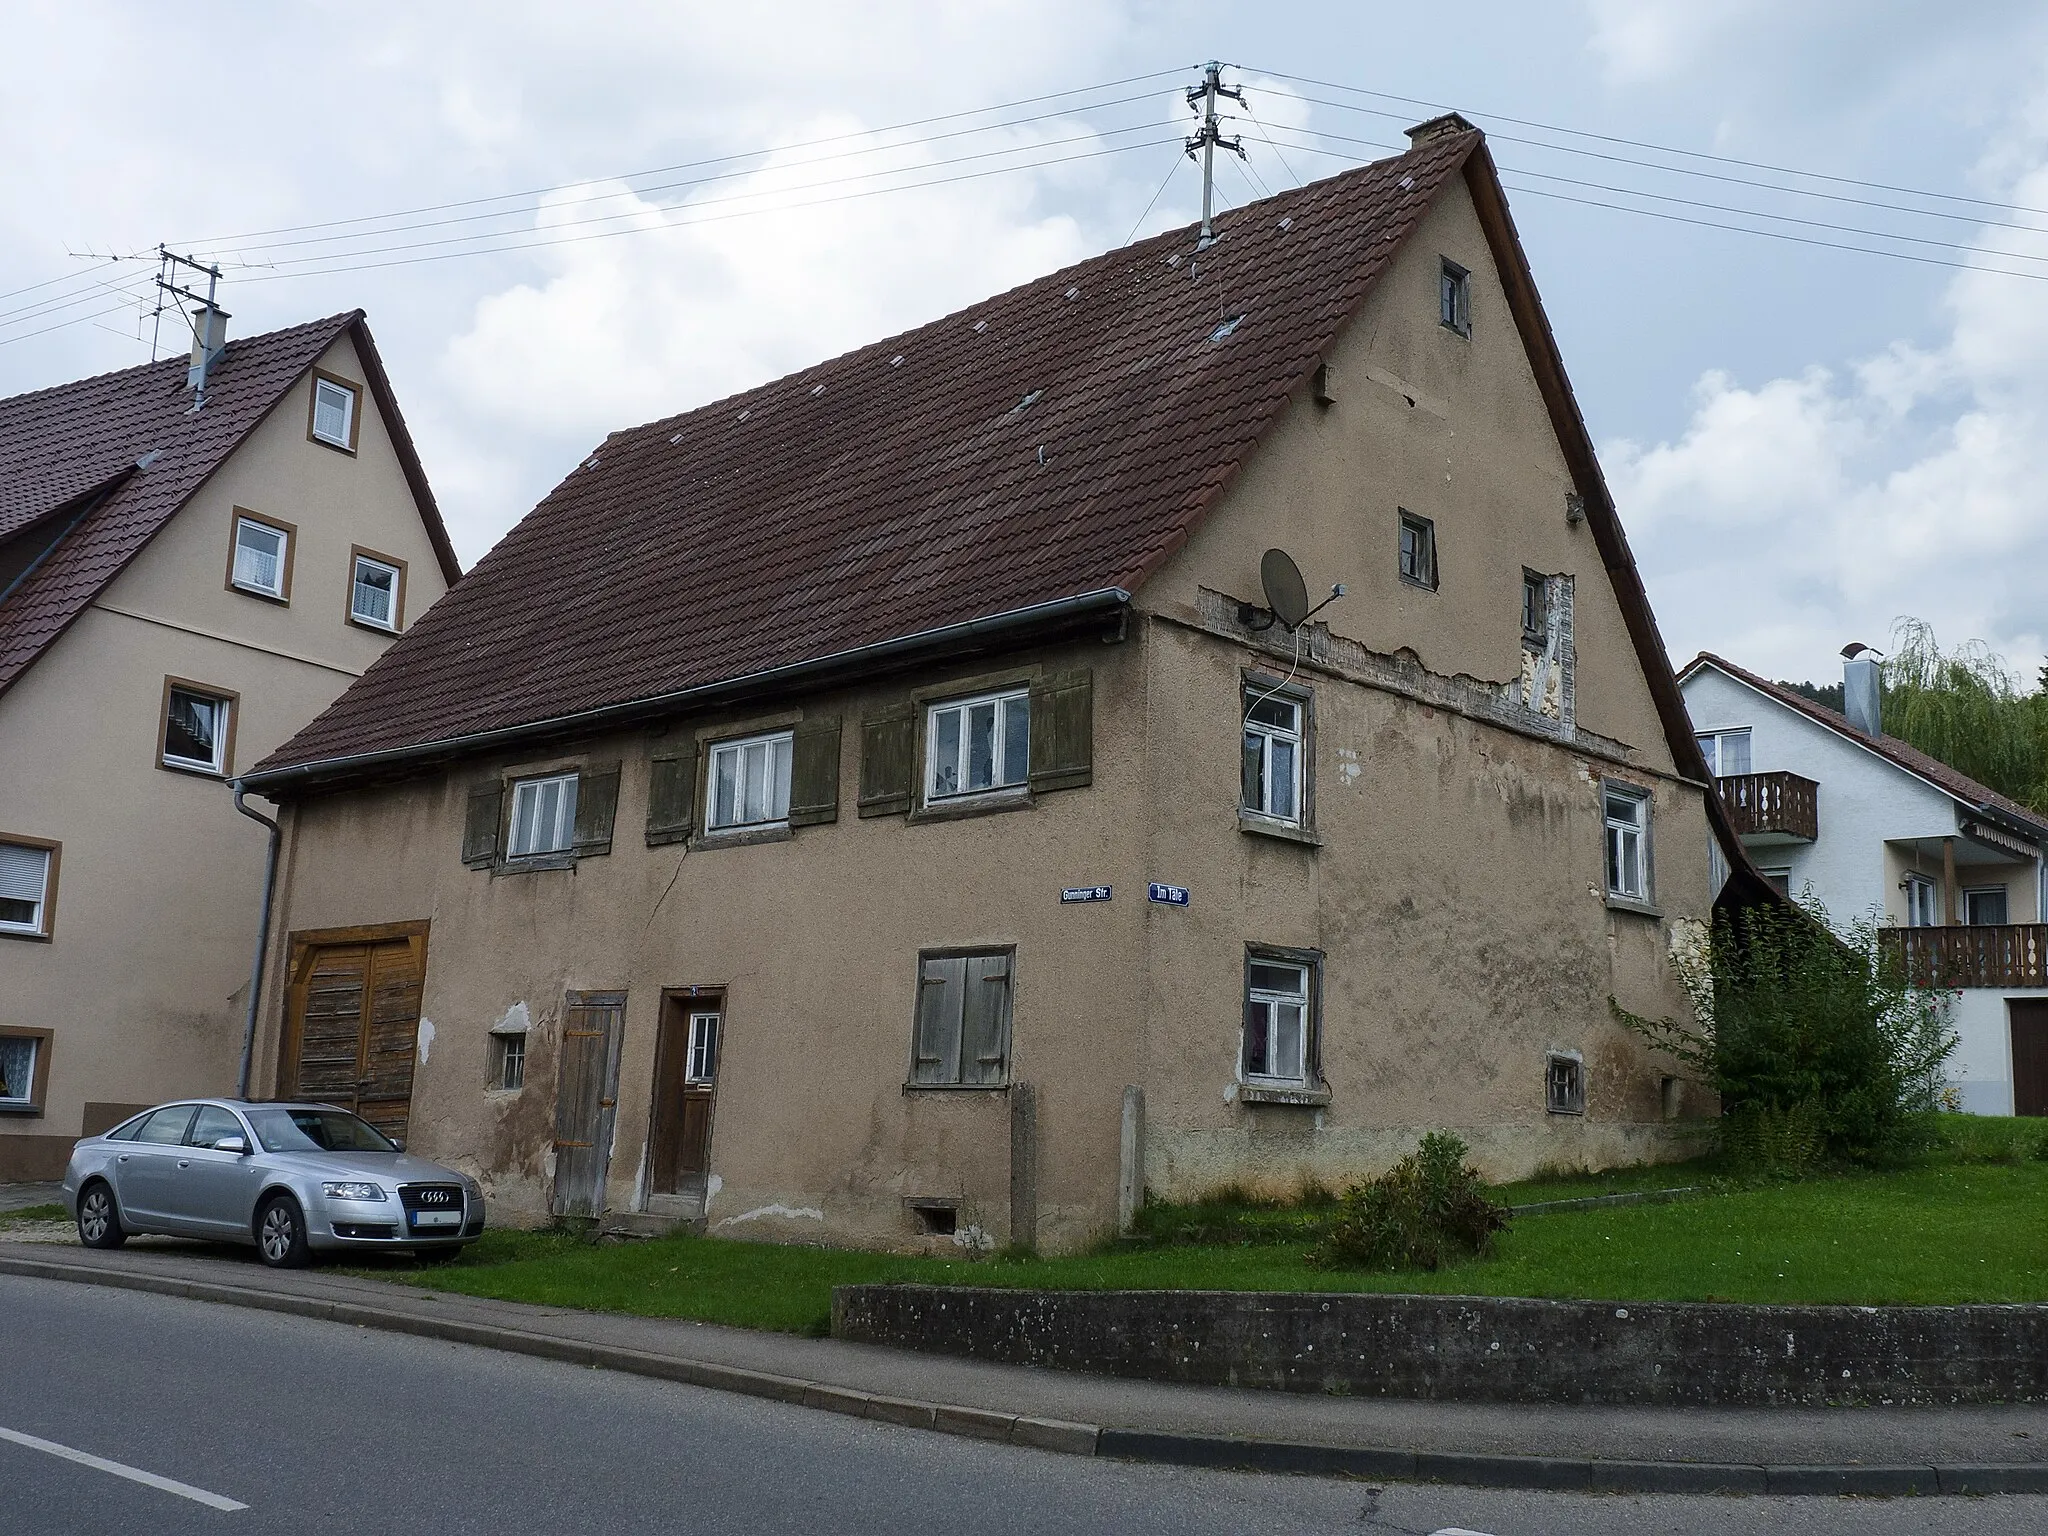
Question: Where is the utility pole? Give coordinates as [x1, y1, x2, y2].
[153, 246, 229, 409]
[1184, 60, 1246, 249]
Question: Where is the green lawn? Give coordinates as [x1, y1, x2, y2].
[376, 1159, 2048, 1335]
[0, 1204, 65, 1226]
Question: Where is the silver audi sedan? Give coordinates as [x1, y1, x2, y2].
[62, 1099, 485, 1268]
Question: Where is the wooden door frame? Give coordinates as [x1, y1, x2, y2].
[275, 921, 431, 1102]
[645, 987, 724, 1203]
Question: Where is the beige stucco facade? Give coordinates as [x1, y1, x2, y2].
[0, 332, 451, 1176]
[246, 178, 1721, 1254]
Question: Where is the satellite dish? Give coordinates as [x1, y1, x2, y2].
[1260, 548, 1310, 629]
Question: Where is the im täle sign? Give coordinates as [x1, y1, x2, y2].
[1147, 882, 1190, 906]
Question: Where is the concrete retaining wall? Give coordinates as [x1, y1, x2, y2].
[832, 1285, 2048, 1406]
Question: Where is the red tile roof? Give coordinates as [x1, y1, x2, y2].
[1682, 652, 2048, 837]
[0, 313, 459, 698]
[253, 131, 1482, 777]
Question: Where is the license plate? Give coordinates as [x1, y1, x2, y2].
[409, 1210, 461, 1229]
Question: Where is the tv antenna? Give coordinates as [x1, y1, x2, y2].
[1185, 60, 1246, 249]
[152, 246, 229, 408]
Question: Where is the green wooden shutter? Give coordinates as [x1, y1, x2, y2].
[1028, 669, 1093, 793]
[960, 953, 1013, 1086]
[913, 956, 965, 1084]
[859, 703, 917, 818]
[645, 749, 697, 847]
[787, 717, 842, 827]
[573, 761, 621, 856]
[462, 782, 503, 868]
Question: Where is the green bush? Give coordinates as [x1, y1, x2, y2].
[1307, 1133, 1509, 1272]
[1615, 901, 1957, 1169]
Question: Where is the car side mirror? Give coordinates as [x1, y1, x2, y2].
[389, 1137, 405, 1152]
[214, 1135, 249, 1155]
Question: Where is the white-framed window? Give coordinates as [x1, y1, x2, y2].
[0, 1032, 42, 1108]
[311, 376, 358, 448]
[506, 772, 579, 858]
[488, 1032, 526, 1091]
[707, 731, 793, 832]
[1439, 257, 1471, 335]
[926, 689, 1029, 801]
[231, 516, 289, 598]
[1695, 728, 1753, 777]
[1604, 783, 1651, 901]
[1242, 957, 1312, 1084]
[1903, 873, 1938, 928]
[163, 684, 231, 774]
[1546, 1052, 1585, 1115]
[1761, 867, 1793, 897]
[1242, 691, 1304, 824]
[1964, 886, 2009, 926]
[350, 554, 401, 630]
[686, 1012, 719, 1084]
[0, 841, 53, 937]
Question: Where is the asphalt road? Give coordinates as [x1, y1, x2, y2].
[3, 1274, 2042, 1536]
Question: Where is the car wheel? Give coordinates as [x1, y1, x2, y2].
[76, 1182, 126, 1249]
[255, 1195, 313, 1269]
[413, 1245, 464, 1266]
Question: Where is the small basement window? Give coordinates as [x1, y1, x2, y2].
[350, 552, 403, 631]
[161, 682, 233, 776]
[488, 1032, 526, 1092]
[926, 690, 1029, 801]
[707, 731, 793, 832]
[1398, 510, 1437, 590]
[310, 374, 359, 450]
[230, 515, 292, 600]
[0, 839, 55, 939]
[908, 1201, 958, 1236]
[1546, 1053, 1584, 1115]
[506, 773, 579, 859]
[1439, 258, 1471, 336]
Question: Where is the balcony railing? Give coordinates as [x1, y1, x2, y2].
[1881, 924, 2048, 989]
[1716, 770, 1820, 842]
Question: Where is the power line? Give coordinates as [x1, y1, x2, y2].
[0, 257, 130, 308]
[1124, 153, 1186, 245]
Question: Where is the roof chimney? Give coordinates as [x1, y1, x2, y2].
[1405, 112, 1478, 146]
[1843, 649, 1882, 736]
[186, 304, 229, 395]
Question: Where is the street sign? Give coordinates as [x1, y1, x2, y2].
[1060, 885, 1112, 903]
[1147, 882, 1190, 906]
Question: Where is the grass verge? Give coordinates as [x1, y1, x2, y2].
[0, 1204, 67, 1226]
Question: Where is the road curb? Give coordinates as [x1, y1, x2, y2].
[5, 1253, 2042, 1498]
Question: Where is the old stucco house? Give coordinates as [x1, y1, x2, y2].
[241, 118, 1768, 1253]
[0, 311, 458, 1178]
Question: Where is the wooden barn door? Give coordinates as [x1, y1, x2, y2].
[279, 923, 430, 1143]
[2011, 1000, 2048, 1118]
[552, 992, 626, 1219]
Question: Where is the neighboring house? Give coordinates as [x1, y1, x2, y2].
[0, 311, 459, 1177]
[240, 116, 1766, 1254]
[1681, 651, 2048, 1117]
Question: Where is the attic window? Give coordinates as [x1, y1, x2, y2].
[308, 373, 360, 452]
[1209, 314, 1245, 343]
[1440, 259, 1472, 337]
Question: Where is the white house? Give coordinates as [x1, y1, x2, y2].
[1680, 650, 2048, 1118]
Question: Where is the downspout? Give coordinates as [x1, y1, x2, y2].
[231, 783, 282, 1100]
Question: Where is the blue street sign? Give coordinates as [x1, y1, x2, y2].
[1147, 882, 1190, 906]
[1060, 886, 1113, 904]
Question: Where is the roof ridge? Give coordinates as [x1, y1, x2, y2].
[0, 310, 360, 410]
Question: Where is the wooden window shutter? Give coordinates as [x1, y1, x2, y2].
[959, 953, 1013, 1086]
[787, 717, 841, 827]
[645, 749, 697, 847]
[859, 703, 917, 818]
[913, 956, 966, 1084]
[1028, 668, 1093, 793]
[572, 761, 621, 856]
[462, 782, 503, 868]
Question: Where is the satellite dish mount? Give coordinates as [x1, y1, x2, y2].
[1240, 548, 1345, 633]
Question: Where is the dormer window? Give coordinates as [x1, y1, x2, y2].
[309, 373, 360, 451]
[1440, 259, 1471, 336]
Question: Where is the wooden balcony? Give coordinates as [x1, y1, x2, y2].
[1716, 770, 1819, 842]
[1881, 924, 2048, 989]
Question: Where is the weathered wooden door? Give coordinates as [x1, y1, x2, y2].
[648, 996, 719, 1198]
[552, 992, 626, 1218]
[2011, 1001, 2048, 1118]
[280, 924, 429, 1142]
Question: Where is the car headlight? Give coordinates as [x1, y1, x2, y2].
[321, 1182, 387, 1202]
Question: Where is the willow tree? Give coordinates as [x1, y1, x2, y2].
[1881, 619, 2048, 814]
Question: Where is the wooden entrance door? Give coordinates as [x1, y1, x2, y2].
[2012, 1000, 2048, 1117]
[552, 992, 626, 1218]
[649, 994, 720, 1199]
[280, 924, 430, 1142]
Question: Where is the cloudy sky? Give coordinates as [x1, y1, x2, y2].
[5, 1, 2047, 685]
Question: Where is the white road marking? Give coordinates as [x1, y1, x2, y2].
[0, 1424, 248, 1512]
[1430, 1529, 1499, 1536]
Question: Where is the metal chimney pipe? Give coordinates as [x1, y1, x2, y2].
[1844, 654, 1882, 736]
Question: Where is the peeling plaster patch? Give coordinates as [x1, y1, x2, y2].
[953, 1224, 996, 1252]
[718, 1203, 824, 1227]
[493, 1001, 533, 1036]
[706, 1174, 723, 1201]
[416, 1019, 436, 1063]
[1223, 1082, 1240, 1104]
